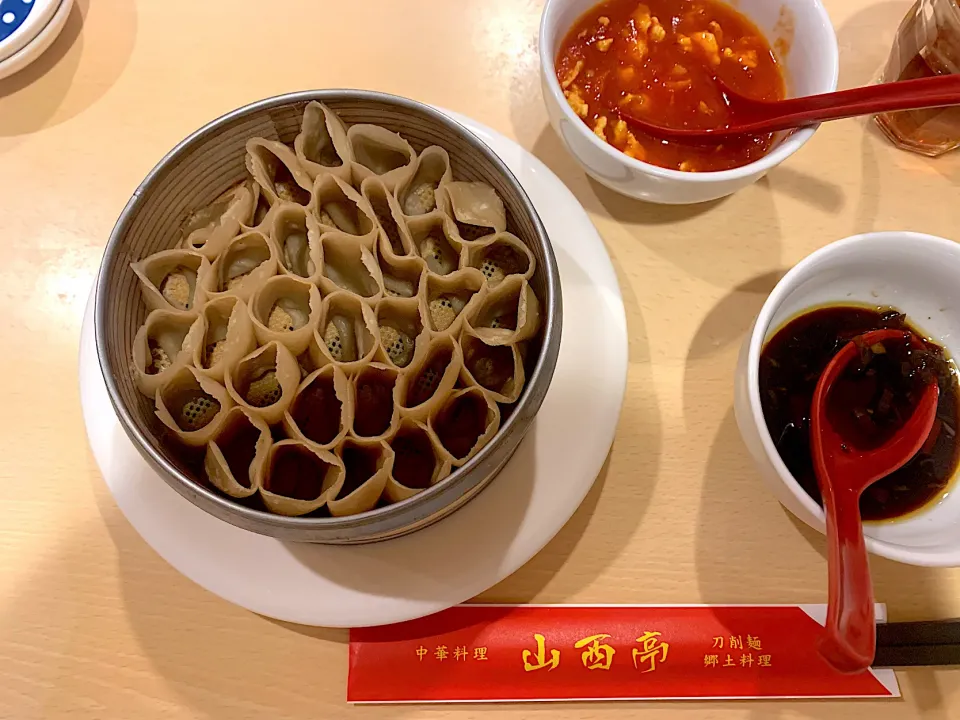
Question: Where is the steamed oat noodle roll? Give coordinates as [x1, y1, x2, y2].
[180, 181, 256, 259]
[347, 124, 417, 193]
[282, 365, 353, 452]
[131, 309, 196, 397]
[361, 176, 415, 260]
[309, 291, 380, 373]
[248, 275, 323, 356]
[378, 249, 425, 300]
[131, 249, 210, 314]
[459, 326, 527, 404]
[185, 296, 256, 384]
[396, 146, 452, 217]
[395, 333, 463, 422]
[384, 417, 452, 503]
[467, 275, 541, 346]
[375, 296, 428, 371]
[201, 230, 278, 303]
[294, 101, 354, 184]
[225, 341, 301, 425]
[318, 232, 384, 300]
[406, 211, 463, 276]
[155, 366, 233, 447]
[203, 407, 272, 499]
[464, 232, 535, 288]
[327, 438, 394, 517]
[427, 386, 501, 467]
[245, 138, 314, 206]
[420, 268, 487, 337]
[256, 439, 345, 517]
[436, 180, 507, 242]
[350, 363, 401, 442]
[269, 203, 323, 283]
[248, 183, 274, 228]
[310, 174, 377, 243]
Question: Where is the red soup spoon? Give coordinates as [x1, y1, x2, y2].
[621, 74, 960, 140]
[811, 328, 940, 674]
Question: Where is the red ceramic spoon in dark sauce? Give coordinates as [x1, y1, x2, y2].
[811, 329, 940, 674]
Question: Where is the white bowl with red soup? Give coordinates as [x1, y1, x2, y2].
[539, 0, 839, 204]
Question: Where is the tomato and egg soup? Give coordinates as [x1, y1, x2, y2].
[555, 0, 786, 172]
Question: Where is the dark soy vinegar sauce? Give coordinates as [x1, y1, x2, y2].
[759, 305, 960, 521]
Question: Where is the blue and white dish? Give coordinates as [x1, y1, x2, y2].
[0, 0, 71, 81]
[0, 0, 59, 63]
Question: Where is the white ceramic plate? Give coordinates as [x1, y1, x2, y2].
[79, 111, 628, 627]
[0, 0, 70, 81]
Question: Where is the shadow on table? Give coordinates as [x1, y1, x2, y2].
[686, 270, 785, 361]
[835, 0, 909, 91]
[527, 124, 789, 289]
[766, 165, 846, 214]
[0, 0, 135, 150]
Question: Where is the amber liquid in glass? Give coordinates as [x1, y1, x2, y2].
[876, 0, 960, 156]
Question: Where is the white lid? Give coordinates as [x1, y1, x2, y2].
[0, 0, 71, 81]
[0, 0, 60, 63]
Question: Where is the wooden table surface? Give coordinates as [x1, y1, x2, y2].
[3, 0, 960, 717]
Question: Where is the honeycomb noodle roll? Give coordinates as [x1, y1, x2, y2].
[420, 268, 487, 337]
[406, 211, 463, 276]
[131, 249, 210, 313]
[225, 341, 301, 425]
[131, 309, 196, 397]
[396, 145, 452, 217]
[249, 183, 274, 228]
[200, 231, 278, 304]
[428, 386, 501, 467]
[310, 174, 377, 242]
[248, 275, 323, 356]
[350, 363, 401, 442]
[459, 325, 527, 404]
[282, 365, 353, 452]
[464, 232, 535, 288]
[378, 249, 425, 300]
[361, 176, 415, 260]
[395, 333, 463, 422]
[347, 124, 417, 193]
[203, 407, 272, 499]
[384, 417, 452, 502]
[436, 180, 506, 243]
[318, 231, 384, 300]
[294, 101, 354, 183]
[328, 438, 394, 517]
[124, 99, 550, 519]
[185, 296, 256, 384]
[256, 439, 345, 517]
[309, 290, 380, 374]
[467, 275, 540, 346]
[245, 138, 314, 207]
[155, 366, 233, 447]
[269, 203, 323, 284]
[180, 181, 256, 259]
[375, 296, 428, 371]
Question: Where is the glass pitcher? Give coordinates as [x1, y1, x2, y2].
[876, 0, 960, 157]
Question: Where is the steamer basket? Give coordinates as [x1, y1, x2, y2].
[95, 90, 562, 544]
